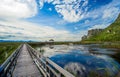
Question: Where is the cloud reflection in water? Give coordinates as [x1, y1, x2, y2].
[36, 45, 120, 77]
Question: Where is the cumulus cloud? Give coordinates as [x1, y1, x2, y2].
[39, 0, 89, 22]
[39, 0, 120, 23]
[0, 0, 87, 41]
[0, 0, 120, 41]
[0, 0, 37, 19]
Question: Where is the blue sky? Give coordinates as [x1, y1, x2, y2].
[0, 0, 120, 41]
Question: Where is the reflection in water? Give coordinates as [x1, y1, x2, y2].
[36, 45, 120, 77]
[64, 62, 86, 77]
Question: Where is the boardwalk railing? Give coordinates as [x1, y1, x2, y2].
[0, 44, 23, 77]
[26, 44, 75, 77]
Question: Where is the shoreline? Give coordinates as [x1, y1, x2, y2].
[80, 41, 120, 49]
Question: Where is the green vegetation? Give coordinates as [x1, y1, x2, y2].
[29, 41, 81, 46]
[0, 42, 20, 65]
[88, 14, 120, 41]
[81, 14, 120, 48]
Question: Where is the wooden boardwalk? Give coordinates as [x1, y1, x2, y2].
[13, 44, 42, 77]
[0, 44, 75, 77]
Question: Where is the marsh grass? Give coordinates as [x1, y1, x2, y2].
[0, 42, 20, 65]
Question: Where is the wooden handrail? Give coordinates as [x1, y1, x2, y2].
[46, 58, 75, 77]
[0, 44, 75, 77]
[26, 44, 75, 77]
[0, 44, 23, 77]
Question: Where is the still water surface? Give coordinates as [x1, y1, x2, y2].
[36, 44, 120, 77]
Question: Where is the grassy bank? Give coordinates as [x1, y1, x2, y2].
[101, 44, 120, 49]
[0, 42, 21, 65]
[80, 41, 120, 49]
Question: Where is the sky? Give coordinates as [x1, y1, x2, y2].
[0, 0, 120, 41]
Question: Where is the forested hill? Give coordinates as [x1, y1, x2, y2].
[82, 13, 120, 42]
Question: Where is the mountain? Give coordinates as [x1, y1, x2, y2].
[0, 40, 34, 42]
[82, 13, 120, 42]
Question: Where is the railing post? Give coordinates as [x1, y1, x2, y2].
[9, 69, 12, 77]
[45, 58, 48, 76]
[45, 57, 51, 77]
[26, 44, 75, 77]
[0, 44, 23, 77]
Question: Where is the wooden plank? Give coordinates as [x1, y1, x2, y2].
[12, 44, 42, 77]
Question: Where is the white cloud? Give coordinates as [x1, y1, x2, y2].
[0, 20, 84, 41]
[57, 20, 66, 25]
[0, 0, 37, 19]
[40, 0, 89, 23]
[88, 24, 110, 30]
[0, 0, 87, 41]
[83, 0, 120, 21]
[98, 0, 120, 20]
[39, 0, 120, 23]
[39, 0, 44, 9]
[102, 7, 119, 19]
[0, 0, 119, 41]
[48, 8, 52, 11]
[84, 20, 90, 24]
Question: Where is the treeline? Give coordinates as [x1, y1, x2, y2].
[28, 41, 82, 46]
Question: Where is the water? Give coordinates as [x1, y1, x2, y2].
[36, 44, 120, 77]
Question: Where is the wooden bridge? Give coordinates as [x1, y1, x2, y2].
[0, 44, 75, 77]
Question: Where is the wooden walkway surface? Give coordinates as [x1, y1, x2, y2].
[13, 44, 42, 77]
